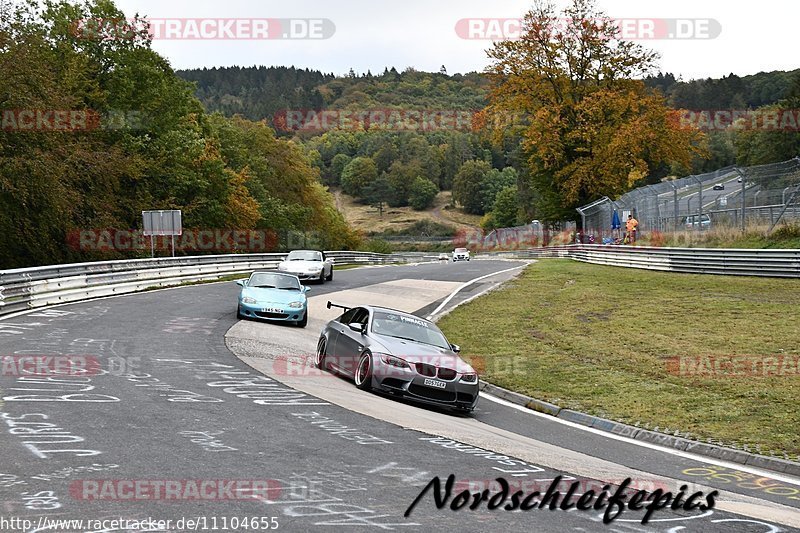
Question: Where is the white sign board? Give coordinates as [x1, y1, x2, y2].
[142, 210, 182, 236]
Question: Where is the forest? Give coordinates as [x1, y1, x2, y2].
[3, 0, 799, 268]
[0, 0, 357, 268]
[179, 60, 800, 227]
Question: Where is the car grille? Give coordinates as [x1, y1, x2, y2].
[438, 368, 457, 380]
[255, 311, 289, 319]
[408, 384, 455, 402]
[414, 362, 437, 377]
[414, 363, 457, 381]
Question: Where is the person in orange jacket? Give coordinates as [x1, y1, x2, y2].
[626, 214, 639, 243]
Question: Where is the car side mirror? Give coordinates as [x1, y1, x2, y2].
[236, 279, 248, 287]
[450, 344, 461, 353]
[303, 286, 311, 293]
[348, 322, 365, 334]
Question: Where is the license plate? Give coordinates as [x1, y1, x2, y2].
[423, 378, 446, 389]
[263, 307, 283, 313]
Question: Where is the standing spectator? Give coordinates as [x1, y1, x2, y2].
[626, 214, 639, 243]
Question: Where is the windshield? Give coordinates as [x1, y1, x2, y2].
[248, 273, 301, 290]
[371, 311, 450, 350]
[286, 250, 323, 261]
[455, 248, 467, 252]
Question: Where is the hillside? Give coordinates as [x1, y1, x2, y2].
[175, 65, 800, 230]
[177, 65, 800, 126]
[647, 70, 800, 109]
[176, 66, 489, 128]
[335, 189, 481, 234]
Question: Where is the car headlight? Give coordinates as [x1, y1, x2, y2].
[380, 354, 410, 369]
[288, 301, 303, 308]
[242, 297, 257, 304]
[460, 373, 478, 383]
[309, 265, 322, 271]
[277, 264, 287, 270]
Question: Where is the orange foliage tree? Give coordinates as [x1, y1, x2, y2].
[484, 0, 706, 222]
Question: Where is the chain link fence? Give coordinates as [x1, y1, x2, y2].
[576, 157, 800, 241]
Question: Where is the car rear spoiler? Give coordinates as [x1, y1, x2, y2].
[326, 301, 350, 312]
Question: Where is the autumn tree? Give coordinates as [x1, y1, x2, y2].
[490, 186, 520, 228]
[453, 160, 491, 214]
[384, 160, 423, 207]
[0, 0, 359, 267]
[362, 175, 392, 217]
[408, 177, 439, 210]
[735, 73, 800, 167]
[341, 156, 378, 199]
[480, 167, 518, 213]
[329, 153, 352, 186]
[484, 0, 705, 222]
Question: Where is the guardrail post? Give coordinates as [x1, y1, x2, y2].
[736, 167, 747, 232]
[671, 183, 679, 231]
[696, 176, 703, 232]
[575, 207, 586, 239]
[769, 188, 800, 234]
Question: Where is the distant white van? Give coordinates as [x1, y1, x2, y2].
[683, 214, 711, 229]
[452, 247, 471, 261]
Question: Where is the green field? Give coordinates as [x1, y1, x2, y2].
[438, 260, 800, 458]
[643, 222, 800, 249]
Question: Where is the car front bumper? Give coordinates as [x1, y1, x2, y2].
[279, 270, 322, 280]
[238, 301, 306, 321]
[370, 359, 479, 411]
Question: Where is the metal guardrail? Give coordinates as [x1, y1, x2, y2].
[0, 251, 432, 317]
[3, 246, 795, 317]
[483, 245, 800, 278]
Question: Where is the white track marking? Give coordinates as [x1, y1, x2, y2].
[482, 392, 800, 486]
[426, 264, 528, 319]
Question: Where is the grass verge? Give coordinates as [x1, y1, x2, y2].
[437, 260, 800, 457]
[335, 189, 481, 233]
[641, 222, 800, 249]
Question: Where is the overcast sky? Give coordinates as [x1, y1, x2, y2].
[109, 0, 796, 80]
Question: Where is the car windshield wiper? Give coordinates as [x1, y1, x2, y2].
[380, 333, 444, 348]
[278, 287, 300, 290]
[251, 285, 276, 288]
[381, 334, 418, 342]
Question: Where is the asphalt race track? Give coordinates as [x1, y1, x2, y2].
[1, 260, 798, 533]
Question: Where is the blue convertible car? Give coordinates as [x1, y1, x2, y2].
[236, 272, 310, 327]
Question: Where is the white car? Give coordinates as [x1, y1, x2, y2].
[277, 250, 334, 283]
[452, 248, 470, 262]
[683, 214, 711, 229]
